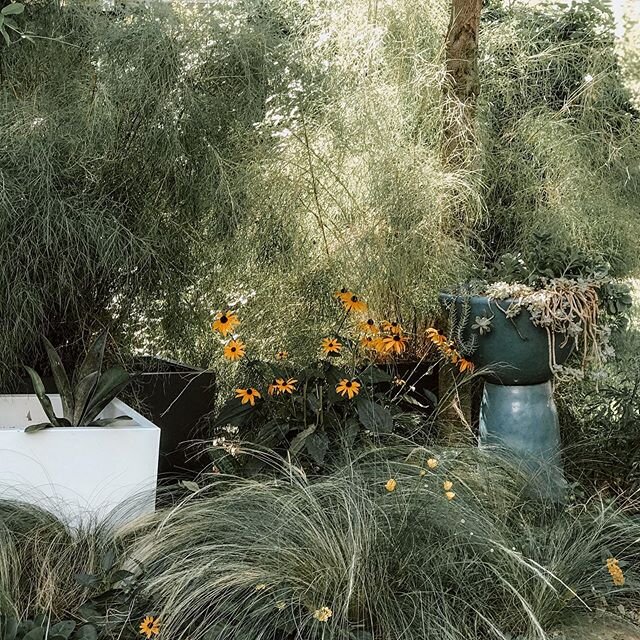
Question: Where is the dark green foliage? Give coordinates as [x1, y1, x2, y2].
[24, 332, 131, 430]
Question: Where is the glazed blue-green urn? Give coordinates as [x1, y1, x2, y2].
[439, 293, 570, 499]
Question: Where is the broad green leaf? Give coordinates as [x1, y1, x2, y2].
[101, 548, 116, 572]
[0, 25, 9, 48]
[359, 366, 392, 385]
[72, 371, 99, 426]
[23, 366, 60, 426]
[289, 424, 316, 457]
[87, 415, 131, 428]
[74, 331, 107, 386]
[50, 621, 76, 639]
[81, 366, 130, 424]
[74, 625, 98, 640]
[356, 397, 394, 434]
[0, 615, 18, 640]
[214, 398, 253, 428]
[24, 422, 53, 433]
[1, 3, 25, 15]
[3, 17, 18, 30]
[23, 629, 45, 640]
[75, 572, 100, 587]
[306, 431, 329, 465]
[43, 336, 74, 420]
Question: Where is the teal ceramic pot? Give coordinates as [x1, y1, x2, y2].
[439, 293, 573, 385]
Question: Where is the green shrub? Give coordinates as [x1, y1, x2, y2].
[131, 446, 640, 640]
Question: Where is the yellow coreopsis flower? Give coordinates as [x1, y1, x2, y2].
[382, 320, 402, 335]
[212, 310, 240, 336]
[334, 287, 352, 303]
[385, 478, 397, 492]
[336, 378, 361, 399]
[223, 339, 246, 361]
[427, 458, 439, 469]
[139, 617, 160, 639]
[445, 491, 456, 500]
[275, 350, 289, 361]
[235, 388, 261, 406]
[443, 480, 453, 491]
[271, 378, 297, 394]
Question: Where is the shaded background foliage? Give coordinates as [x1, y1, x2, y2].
[0, 0, 638, 385]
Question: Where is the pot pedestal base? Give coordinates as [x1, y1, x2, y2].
[479, 381, 566, 501]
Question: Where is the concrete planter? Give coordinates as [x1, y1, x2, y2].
[0, 394, 160, 527]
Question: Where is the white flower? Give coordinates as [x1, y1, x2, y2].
[471, 315, 493, 335]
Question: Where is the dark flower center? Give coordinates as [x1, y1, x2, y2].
[221, 315, 228, 323]
[393, 335, 401, 341]
[351, 295, 358, 302]
[367, 319, 374, 325]
[346, 381, 352, 387]
[231, 347, 236, 352]
[247, 389, 254, 395]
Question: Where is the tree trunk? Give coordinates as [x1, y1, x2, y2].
[439, 0, 483, 442]
[442, 0, 483, 167]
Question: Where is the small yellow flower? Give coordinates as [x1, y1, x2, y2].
[235, 388, 261, 406]
[372, 336, 388, 354]
[459, 358, 475, 373]
[223, 339, 246, 361]
[275, 601, 286, 610]
[255, 583, 267, 591]
[336, 378, 361, 399]
[606, 557, 625, 586]
[313, 606, 333, 622]
[334, 288, 352, 303]
[385, 478, 397, 492]
[276, 350, 288, 361]
[321, 337, 342, 356]
[359, 318, 379, 334]
[342, 293, 367, 313]
[445, 491, 456, 500]
[139, 616, 160, 639]
[382, 320, 402, 334]
[443, 480, 453, 491]
[426, 327, 447, 346]
[270, 378, 297, 395]
[212, 310, 240, 337]
[427, 458, 439, 469]
[419, 469, 427, 477]
[383, 333, 408, 354]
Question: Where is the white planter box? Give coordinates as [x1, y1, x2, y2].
[0, 395, 160, 527]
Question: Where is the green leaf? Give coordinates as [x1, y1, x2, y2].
[50, 621, 76, 639]
[24, 422, 53, 433]
[3, 17, 19, 30]
[179, 480, 200, 493]
[81, 367, 130, 424]
[289, 424, 316, 457]
[74, 625, 98, 640]
[42, 337, 74, 420]
[2, 3, 25, 15]
[87, 415, 131, 428]
[72, 371, 99, 426]
[0, 615, 18, 640]
[214, 398, 253, 428]
[359, 366, 392, 385]
[356, 397, 394, 434]
[306, 431, 329, 465]
[23, 629, 45, 640]
[101, 548, 116, 572]
[74, 331, 107, 386]
[0, 25, 9, 47]
[23, 366, 60, 426]
[75, 572, 100, 587]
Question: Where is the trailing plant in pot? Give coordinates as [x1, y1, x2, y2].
[23, 332, 131, 432]
[437, 236, 633, 497]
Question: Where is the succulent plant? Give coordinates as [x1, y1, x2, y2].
[23, 331, 131, 433]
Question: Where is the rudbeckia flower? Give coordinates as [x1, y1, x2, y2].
[270, 378, 297, 395]
[139, 617, 160, 639]
[235, 388, 261, 406]
[382, 320, 402, 334]
[342, 294, 367, 313]
[360, 335, 376, 349]
[336, 378, 360, 399]
[212, 310, 240, 336]
[321, 337, 342, 355]
[224, 339, 246, 361]
[426, 327, 447, 345]
[459, 358, 474, 373]
[275, 350, 288, 361]
[358, 318, 379, 334]
[334, 288, 352, 303]
[383, 334, 408, 354]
